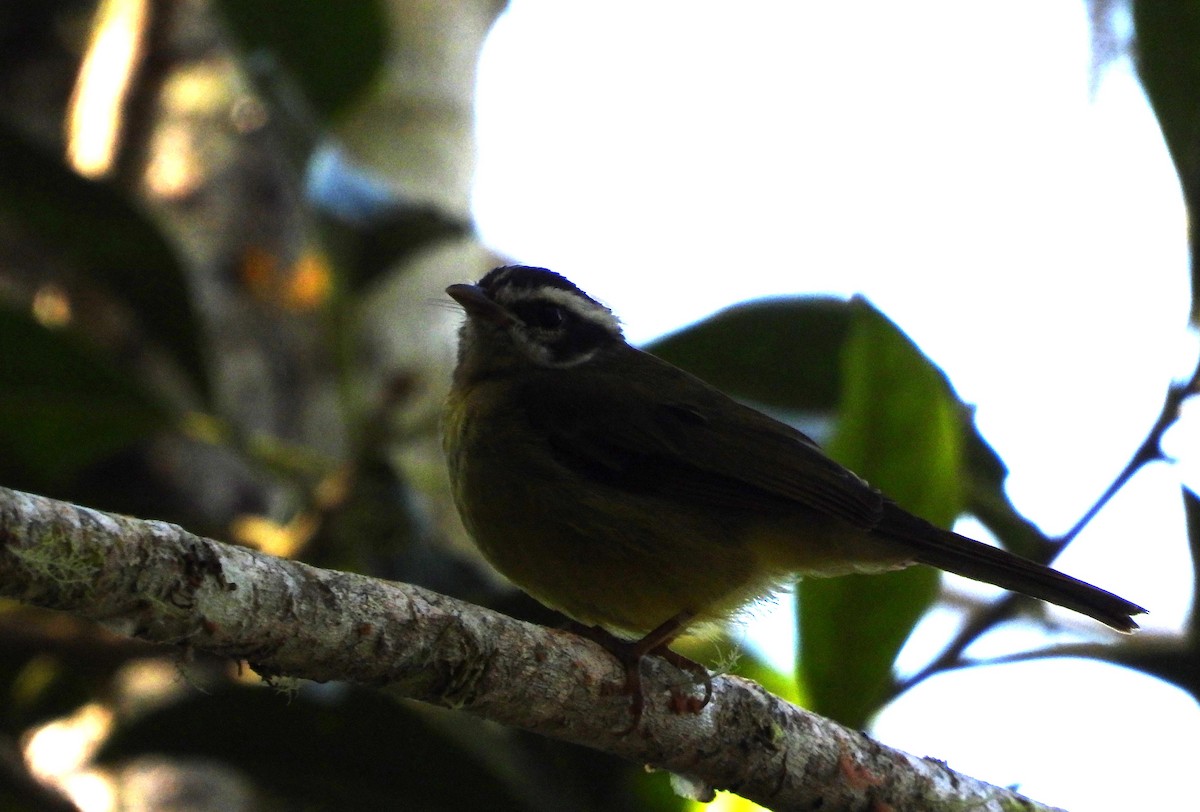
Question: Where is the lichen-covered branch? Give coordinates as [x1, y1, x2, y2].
[0, 485, 1061, 812]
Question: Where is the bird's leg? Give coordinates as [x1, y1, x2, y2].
[632, 613, 712, 714]
[573, 611, 711, 728]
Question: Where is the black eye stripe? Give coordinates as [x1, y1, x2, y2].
[506, 297, 612, 362]
[511, 300, 567, 330]
[473, 264, 624, 365]
[544, 318, 612, 362]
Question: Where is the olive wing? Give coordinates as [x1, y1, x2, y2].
[517, 348, 884, 529]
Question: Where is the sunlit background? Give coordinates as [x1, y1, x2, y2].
[472, 1, 1199, 810]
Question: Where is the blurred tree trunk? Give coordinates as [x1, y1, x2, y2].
[340, 0, 508, 553]
[1, 0, 505, 540]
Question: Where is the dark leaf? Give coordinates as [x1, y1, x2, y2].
[1134, 1, 1200, 322]
[0, 122, 208, 400]
[647, 296, 851, 412]
[1187, 485, 1200, 650]
[98, 685, 636, 811]
[214, 0, 387, 121]
[0, 308, 169, 485]
[0, 637, 96, 735]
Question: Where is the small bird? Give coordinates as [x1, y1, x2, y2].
[443, 265, 1145, 712]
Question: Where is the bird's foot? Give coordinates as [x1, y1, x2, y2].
[573, 613, 710, 731]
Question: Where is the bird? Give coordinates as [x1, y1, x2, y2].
[442, 264, 1145, 715]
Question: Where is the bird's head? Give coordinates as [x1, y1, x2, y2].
[447, 266, 624, 377]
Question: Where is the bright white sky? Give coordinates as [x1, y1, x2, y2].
[471, 2, 1199, 809]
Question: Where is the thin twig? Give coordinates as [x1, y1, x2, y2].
[895, 361, 1200, 696]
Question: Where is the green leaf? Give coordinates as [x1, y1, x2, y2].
[215, 0, 387, 121]
[0, 122, 208, 400]
[798, 298, 962, 728]
[647, 296, 851, 413]
[0, 309, 169, 485]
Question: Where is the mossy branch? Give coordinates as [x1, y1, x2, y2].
[0, 485, 1063, 812]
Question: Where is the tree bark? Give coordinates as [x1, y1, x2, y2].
[0, 485, 1063, 812]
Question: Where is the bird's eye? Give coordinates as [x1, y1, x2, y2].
[515, 301, 567, 330]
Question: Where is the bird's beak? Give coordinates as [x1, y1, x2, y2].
[446, 284, 514, 326]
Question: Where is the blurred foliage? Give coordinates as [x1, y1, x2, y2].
[98, 684, 658, 811]
[322, 201, 472, 294]
[1134, 0, 1200, 322]
[0, 121, 208, 400]
[0, 0, 1196, 810]
[0, 307, 169, 488]
[214, 0, 387, 122]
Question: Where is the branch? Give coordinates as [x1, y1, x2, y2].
[897, 363, 1200, 696]
[1054, 361, 1200, 548]
[0, 485, 1062, 812]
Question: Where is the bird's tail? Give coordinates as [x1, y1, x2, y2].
[880, 503, 1145, 632]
